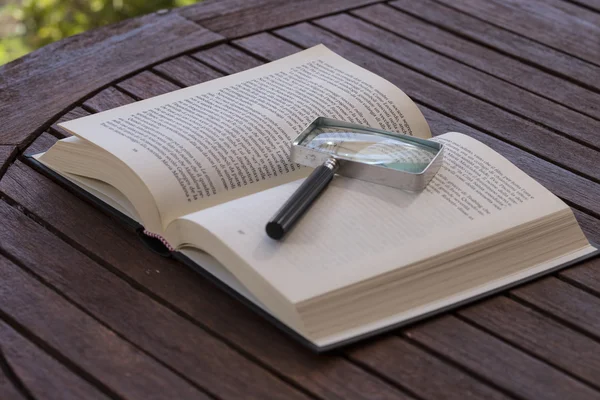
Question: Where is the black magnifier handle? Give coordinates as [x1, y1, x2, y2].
[266, 158, 339, 240]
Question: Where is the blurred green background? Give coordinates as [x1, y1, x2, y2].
[0, 0, 200, 65]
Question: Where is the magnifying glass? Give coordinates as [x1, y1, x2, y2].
[265, 117, 444, 240]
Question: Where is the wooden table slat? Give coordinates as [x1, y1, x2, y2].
[116, 70, 182, 100]
[406, 316, 600, 400]
[0, 365, 27, 400]
[348, 336, 511, 400]
[0, 146, 17, 179]
[435, 0, 600, 66]
[83, 87, 137, 113]
[233, 32, 303, 61]
[569, 0, 600, 12]
[153, 55, 224, 87]
[272, 23, 600, 182]
[0, 168, 313, 400]
[49, 107, 91, 138]
[180, 0, 382, 38]
[572, 211, 600, 246]
[179, 0, 279, 22]
[23, 133, 59, 157]
[459, 295, 600, 389]
[352, 3, 600, 121]
[191, 44, 264, 74]
[389, 0, 600, 92]
[0, 12, 222, 147]
[0, 318, 109, 400]
[512, 273, 600, 342]
[0, 337, 29, 400]
[0, 224, 211, 400]
[543, 0, 600, 15]
[561, 257, 600, 296]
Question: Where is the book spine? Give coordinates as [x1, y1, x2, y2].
[137, 229, 175, 257]
[142, 230, 175, 251]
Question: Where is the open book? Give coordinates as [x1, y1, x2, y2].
[34, 45, 598, 351]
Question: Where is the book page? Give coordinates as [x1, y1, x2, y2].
[60, 45, 430, 228]
[176, 132, 571, 303]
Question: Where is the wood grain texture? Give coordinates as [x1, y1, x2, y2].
[0, 146, 17, 179]
[572, 210, 600, 244]
[348, 336, 510, 400]
[512, 275, 600, 341]
[153, 55, 223, 87]
[49, 107, 91, 138]
[434, 0, 600, 66]
[459, 295, 600, 388]
[0, 11, 222, 146]
[22, 132, 57, 156]
[0, 164, 311, 400]
[180, 0, 382, 38]
[353, 3, 600, 120]
[192, 44, 263, 74]
[233, 33, 302, 61]
[569, 0, 600, 12]
[10, 150, 413, 400]
[261, 26, 600, 182]
[543, 0, 600, 15]
[116, 70, 181, 100]
[406, 316, 600, 400]
[0, 376, 26, 400]
[561, 256, 600, 295]
[0, 316, 109, 400]
[0, 207, 210, 400]
[389, 0, 600, 92]
[83, 87, 136, 112]
[314, 13, 600, 148]
[0, 343, 28, 400]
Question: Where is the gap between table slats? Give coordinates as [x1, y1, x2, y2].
[565, 0, 600, 12]
[0, 315, 109, 400]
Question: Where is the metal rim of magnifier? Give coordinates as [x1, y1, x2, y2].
[290, 117, 445, 192]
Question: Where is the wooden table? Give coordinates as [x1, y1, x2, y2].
[1, 0, 600, 399]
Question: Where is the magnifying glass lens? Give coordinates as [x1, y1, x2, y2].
[302, 129, 437, 173]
